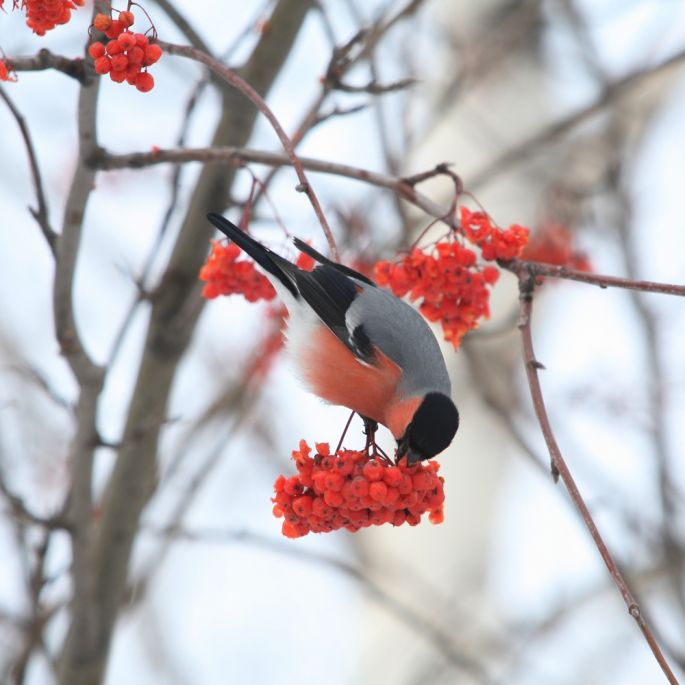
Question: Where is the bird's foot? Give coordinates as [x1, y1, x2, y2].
[362, 418, 393, 464]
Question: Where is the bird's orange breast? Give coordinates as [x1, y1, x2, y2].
[301, 326, 402, 425]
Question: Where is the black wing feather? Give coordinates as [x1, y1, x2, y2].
[207, 212, 374, 362]
[207, 212, 299, 298]
[295, 266, 375, 363]
[293, 237, 376, 286]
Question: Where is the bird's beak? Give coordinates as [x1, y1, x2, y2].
[396, 437, 424, 465]
[405, 447, 424, 466]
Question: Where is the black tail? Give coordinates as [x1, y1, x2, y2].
[206, 212, 298, 298]
[292, 237, 376, 286]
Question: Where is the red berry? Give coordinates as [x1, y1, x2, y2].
[105, 19, 123, 39]
[127, 45, 144, 65]
[106, 39, 124, 56]
[88, 42, 106, 59]
[133, 32, 149, 47]
[118, 10, 135, 28]
[109, 69, 127, 83]
[93, 56, 112, 75]
[118, 32, 136, 51]
[93, 13, 111, 32]
[144, 43, 163, 66]
[134, 72, 154, 92]
[110, 54, 129, 72]
[126, 64, 141, 84]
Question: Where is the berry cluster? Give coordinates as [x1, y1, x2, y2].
[19, 0, 84, 36]
[200, 239, 315, 303]
[459, 206, 530, 262]
[521, 222, 591, 273]
[273, 441, 445, 538]
[200, 241, 276, 302]
[375, 242, 500, 348]
[89, 10, 162, 93]
[375, 206, 530, 347]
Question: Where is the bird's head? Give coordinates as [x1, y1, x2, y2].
[392, 392, 459, 465]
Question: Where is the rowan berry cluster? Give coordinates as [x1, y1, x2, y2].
[200, 241, 276, 302]
[375, 206, 530, 347]
[459, 206, 530, 262]
[521, 222, 592, 272]
[89, 10, 162, 93]
[273, 441, 445, 538]
[7, 0, 85, 36]
[200, 239, 315, 303]
[375, 242, 500, 348]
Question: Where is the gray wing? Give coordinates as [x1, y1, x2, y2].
[345, 284, 451, 397]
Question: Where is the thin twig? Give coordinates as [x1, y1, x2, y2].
[0, 87, 56, 254]
[516, 274, 680, 685]
[158, 40, 341, 261]
[505, 259, 685, 297]
[8, 50, 87, 83]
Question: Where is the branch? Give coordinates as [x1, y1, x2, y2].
[54, 5, 109, 684]
[87, 5, 314, 685]
[94, 145, 453, 230]
[504, 259, 685, 297]
[158, 40, 341, 261]
[8, 49, 87, 83]
[516, 274, 680, 685]
[0, 87, 56, 254]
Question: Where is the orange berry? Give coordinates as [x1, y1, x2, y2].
[323, 490, 344, 507]
[428, 508, 444, 524]
[144, 43, 163, 66]
[105, 19, 123, 39]
[369, 481, 388, 502]
[118, 10, 134, 28]
[382, 466, 403, 487]
[93, 13, 111, 32]
[88, 42, 106, 59]
[362, 461, 383, 481]
[106, 39, 123, 56]
[323, 472, 343, 492]
[134, 72, 154, 92]
[125, 64, 141, 84]
[93, 56, 112, 75]
[110, 54, 128, 72]
[292, 496, 313, 517]
[133, 32, 149, 47]
[118, 32, 136, 51]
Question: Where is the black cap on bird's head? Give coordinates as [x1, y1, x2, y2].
[396, 392, 459, 465]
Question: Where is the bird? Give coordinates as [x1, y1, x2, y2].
[206, 212, 459, 464]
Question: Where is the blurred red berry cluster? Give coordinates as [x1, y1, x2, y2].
[273, 441, 445, 538]
[200, 238, 315, 302]
[199, 241, 276, 302]
[89, 10, 161, 92]
[459, 206, 530, 261]
[521, 222, 592, 273]
[12, 0, 85, 36]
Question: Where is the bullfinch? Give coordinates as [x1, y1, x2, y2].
[206, 212, 459, 464]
